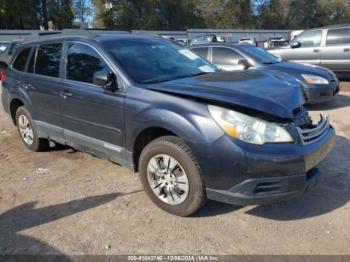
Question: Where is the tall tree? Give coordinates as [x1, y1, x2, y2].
[73, 0, 93, 24]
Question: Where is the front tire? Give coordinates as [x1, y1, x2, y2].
[15, 106, 49, 151]
[139, 136, 207, 216]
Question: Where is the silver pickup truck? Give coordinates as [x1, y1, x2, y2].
[268, 25, 350, 78]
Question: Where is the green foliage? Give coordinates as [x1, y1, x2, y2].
[1, 0, 350, 30]
[0, 0, 74, 29]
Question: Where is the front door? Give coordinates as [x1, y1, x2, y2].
[60, 42, 125, 162]
[211, 47, 246, 71]
[284, 30, 322, 65]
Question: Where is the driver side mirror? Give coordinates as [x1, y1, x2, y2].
[238, 59, 252, 70]
[290, 41, 301, 49]
[93, 71, 118, 92]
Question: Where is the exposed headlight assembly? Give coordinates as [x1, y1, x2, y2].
[302, 74, 329, 85]
[208, 105, 294, 145]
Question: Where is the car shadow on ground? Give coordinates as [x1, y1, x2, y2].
[196, 135, 349, 219]
[0, 191, 140, 256]
[306, 94, 350, 111]
[194, 200, 243, 217]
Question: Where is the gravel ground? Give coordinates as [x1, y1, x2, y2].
[0, 83, 349, 255]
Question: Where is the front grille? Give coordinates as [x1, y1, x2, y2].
[297, 115, 330, 145]
[293, 108, 311, 127]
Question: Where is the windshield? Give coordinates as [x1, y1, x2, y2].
[237, 45, 281, 64]
[103, 38, 218, 84]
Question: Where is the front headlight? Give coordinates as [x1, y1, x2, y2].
[208, 105, 293, 145]
[302, 74, 329, 85]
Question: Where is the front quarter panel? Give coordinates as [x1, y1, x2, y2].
[124, 85, 225, 151]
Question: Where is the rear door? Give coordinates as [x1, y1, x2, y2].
[284, 30, 322, 65]
[60, 41, 125, 161]
[321, 27, 350, 72]
[211, 47, 245, 71]
[19, 42, 65, 141]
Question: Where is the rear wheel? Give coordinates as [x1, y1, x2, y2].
[15, 106, 49, 151]
[139, 136, 207, 216]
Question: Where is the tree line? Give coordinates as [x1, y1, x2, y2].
[1, 0, 350, 30]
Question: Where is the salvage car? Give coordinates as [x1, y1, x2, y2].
[189, 43, 339, 104]
[267, 25, 350, 79]
[1, 32, 335, 216]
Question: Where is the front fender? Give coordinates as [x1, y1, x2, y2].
[124, 86, 225, 151]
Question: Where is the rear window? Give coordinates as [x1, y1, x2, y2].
[191, 47, 209, 59]
[12, 48, 31, 71]
[326, 28, 350, 46]
[35, 43, 63, 77]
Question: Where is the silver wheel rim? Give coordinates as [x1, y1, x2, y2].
[147, 154, 190, 205]
[18, 114, 34, 146]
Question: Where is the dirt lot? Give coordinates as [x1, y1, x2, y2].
[0, 83, 349, 256]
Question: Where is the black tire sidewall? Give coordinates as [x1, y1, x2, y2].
[139, 137, 206, 216]
[15, 107, 42, 151]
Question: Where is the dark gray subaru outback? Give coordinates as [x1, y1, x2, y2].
[1, 32, 335, 216]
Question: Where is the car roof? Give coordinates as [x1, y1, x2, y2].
[188, 43, 246, 48]
[311, 24, 350, 30]
[21, 30, 161, 46]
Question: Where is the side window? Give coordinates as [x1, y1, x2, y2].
[326, 28, 350, 46]
[35, 43, 63, 77]
[295, 30, 322, 48]
[66, 42, 111, 85]
[12, 48, 31, 71]
[191, 47, 208, 59]
[212, 47, 244, 65]
[27, 47, 36, 74]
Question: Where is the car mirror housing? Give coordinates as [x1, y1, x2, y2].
[238, 59, 252, 70]
[93, 71, 118, 92]
[290, 41, 301, 49]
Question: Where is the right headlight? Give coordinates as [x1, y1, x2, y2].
[302, 74, 329, 85]
[208, 105, 294, 145]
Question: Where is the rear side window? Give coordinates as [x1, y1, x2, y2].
[191, 47, 208, 59]
[212, 47, 244, 65]
[35, 43, 63, 77]
[13, 48, 31, 71]
[66, 42, 111, 84]
[326, 28, 350, 46]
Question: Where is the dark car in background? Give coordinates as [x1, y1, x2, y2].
[268, 25, 350, 79]
[1, 32, 335, 216]
[189, 43, 339, 104]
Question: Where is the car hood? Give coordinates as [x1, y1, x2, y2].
[266, 61, 336, 80]
[147, 70, 305, 119]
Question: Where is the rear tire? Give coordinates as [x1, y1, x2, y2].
[139, 136, 207, 216]
[15, 106, 49, 152]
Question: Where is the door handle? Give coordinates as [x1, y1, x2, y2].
[313, 49, 320, 53]
[344, 48, 350, 52]
[59, 90, 72, 98]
